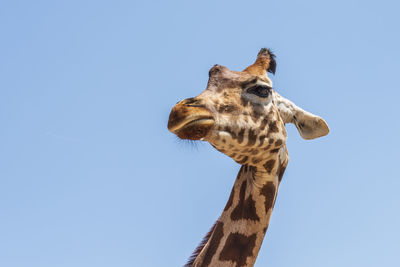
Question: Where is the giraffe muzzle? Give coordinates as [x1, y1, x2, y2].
[167, 99, 215, 140]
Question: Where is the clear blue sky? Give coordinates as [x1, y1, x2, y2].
[1, 1, 399, 266]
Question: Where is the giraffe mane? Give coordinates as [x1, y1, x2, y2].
[184, 221, 217, 267]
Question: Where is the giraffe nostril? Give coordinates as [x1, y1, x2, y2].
[181, 98, 206, 108]
[182, 98, 197, 105]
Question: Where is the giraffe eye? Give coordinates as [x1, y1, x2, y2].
[247, 85, 272, 98]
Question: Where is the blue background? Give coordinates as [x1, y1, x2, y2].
[1, 1, 399, 266]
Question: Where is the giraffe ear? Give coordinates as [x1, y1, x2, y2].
[276, 95, 329, 140]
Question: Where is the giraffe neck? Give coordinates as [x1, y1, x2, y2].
[188, 153, 287, 267]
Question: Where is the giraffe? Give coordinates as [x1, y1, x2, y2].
[167, 48, 329, 267]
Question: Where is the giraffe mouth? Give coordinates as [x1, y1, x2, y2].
[169, 115, 215, 140]
[176, 116, 214, 129]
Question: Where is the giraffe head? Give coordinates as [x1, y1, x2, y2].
[168, 48, 329, 167]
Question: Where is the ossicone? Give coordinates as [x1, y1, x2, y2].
[257, 48, 276, 74]
[243, 48, 277, 76]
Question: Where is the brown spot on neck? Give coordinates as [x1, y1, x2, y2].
[263, 159, 276, 174]
[237, 155, 249, 164]
[277, 159, 287, 183]
[252, 157, 262, 164]
[219, 232, 257, 266]
[230, 180, 260, 221]
[260, 182, 276, 213]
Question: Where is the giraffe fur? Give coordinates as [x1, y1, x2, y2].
[168, 48, 329, 267]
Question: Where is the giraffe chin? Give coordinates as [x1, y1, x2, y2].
[174, 118, 214, 140]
